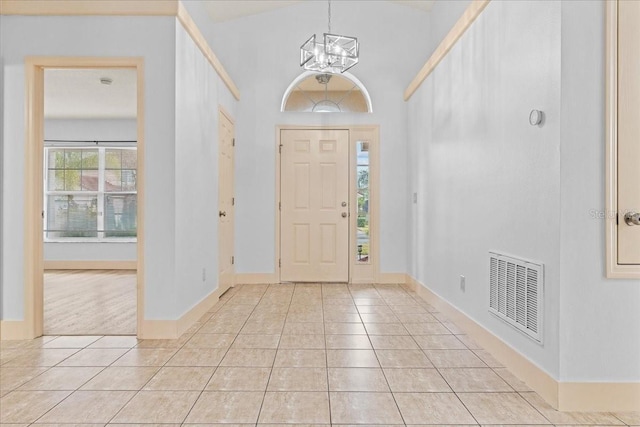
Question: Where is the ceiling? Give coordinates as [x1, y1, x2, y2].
[205, 0, 435, 23]
[44, 68, 137, 119]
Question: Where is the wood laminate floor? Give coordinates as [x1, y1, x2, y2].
[44, 269, 136, 336]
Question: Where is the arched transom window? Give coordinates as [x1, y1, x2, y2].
[281, 71, 372, 113]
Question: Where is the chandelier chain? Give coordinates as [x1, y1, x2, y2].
[328, 0, 331, 34]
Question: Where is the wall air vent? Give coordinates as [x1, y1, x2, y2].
[489, 251, 543, 344]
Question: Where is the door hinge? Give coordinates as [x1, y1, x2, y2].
[232, 138, 235, 147]
[279, 201, 281, 210]
[279, 259, 281, 268]
[279, 144, 283, 154]
[616, 213, 619, 225]
[41, 211, 45, 219]
[231, 256, 235, 265]
[232, 197, 235, 206]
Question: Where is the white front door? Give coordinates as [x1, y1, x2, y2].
[280, 129, 350, 282]
[218, 109, 235, 292]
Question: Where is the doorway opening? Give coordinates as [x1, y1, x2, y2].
[276, 126, 379, 284]
[24, 57, 144, 339]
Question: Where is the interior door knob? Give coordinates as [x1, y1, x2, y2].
[341, 212, 347, 218]
[219, 211, 226, 217]
[624, 212, 640, 226]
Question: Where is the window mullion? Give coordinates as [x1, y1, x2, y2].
[98, 148, 105, 240]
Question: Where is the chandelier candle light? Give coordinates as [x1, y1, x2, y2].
[300, 0, 359, 74]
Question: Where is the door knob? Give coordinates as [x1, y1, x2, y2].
[341, 212, 347, 218]
[624, 212, 640, 226]
[341, 202, 347, 207]
[219, 210, 226, 217]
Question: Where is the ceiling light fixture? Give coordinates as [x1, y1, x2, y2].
[99, 77, 113, 85]
[300, 0, 359, 74]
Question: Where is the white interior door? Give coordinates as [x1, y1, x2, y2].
[218, 110, 235, 292]
[618, 0, 640, 264]
[280, 129, 350, 282]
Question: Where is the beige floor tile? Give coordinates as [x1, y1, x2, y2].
[278, 335, 325, 349]
[274, 349, 326, 367]
[43, 336, 102, 348]
[369, 335, 419, 350]
[324, 304, 359, 314]
[58, 349, 129, 367]
[199, 320, 245, 335]
[458, 392, 550, 425]
[324, 323, 366, 335]
[80, 366, 158, 390]
[520, 392, 624, 425]
[363, 323, 409, 336]
[109, 424, 181, 427]
[353, 298, 386, 306]
[268, 368, 328, 391]
[443, 321, 465, 334]
[30, 424, 107, 427]
[206, 367, 271, 391]
[390, 305, 429, 315]
[359, 313, 400, 323]
[111, 390, 200, 423]
[325, 335, 372, 350]
[88, 336, 139, 349]
[282, 322, 325, 335]
[403, 322, 452, 335]
[286, 311, 324, 323]
[613, 411, 640, 425]
[414, 334, 467, 349]
[167, 348, 227, 367]
[323, 297, 357, 307]
[493, 368, 532, 391]
[329, 392, 403, 424]
[439, 368, 513, 392]
[0, 390, 71, 423]
[3, 349, 79, 367]
[231, 334, 281, 349]
[0, 367, 48, 390]
[143, 366, 214, 391]
[241, 321, 285, 335]
[383, 368, 452, 392]
[356, 305, 394, 315]
[184, 334, 236, 349]
[394, 392, 476, 425]
[326, 349, 380, 368]
[185, 391, 264, 423]
[220, 349, 276, 367]
[259, 391, 330, 424]
[375, 349, 433, 368]
[395, 312, 440, 323]
[111, 348, 177, 367]
[423, 349, 487, 368]
[473, 349, 504, 367]
[322, 311, 361, 323]
[135, 337, 189, 348]
[456, 334, 482, 349]
[19, 367, 103, 390]
[327, 368, 389, 392]
[37, 390, 135, 423]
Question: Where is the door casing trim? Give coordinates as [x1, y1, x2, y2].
[275, 125, 380, 283]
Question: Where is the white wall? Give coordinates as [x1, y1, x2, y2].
[0, 15, 177, 320]
[173, 22, 237, 318]
[43, 118, 137, 262]
[196, 1, 431, 274]
[407, 0, 562, 378]
[408, 0, 640, 383]
[558, 1, 640, 382]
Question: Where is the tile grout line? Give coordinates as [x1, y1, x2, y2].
[321, 283, 333, 426]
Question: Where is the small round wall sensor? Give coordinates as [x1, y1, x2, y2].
[529, 109, 544, 126]
[100, 77, 113, 85]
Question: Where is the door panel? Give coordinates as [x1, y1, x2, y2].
[218, 110, 235, 292]
[281, 129, 349, 282]
[617, 0, 640, 264]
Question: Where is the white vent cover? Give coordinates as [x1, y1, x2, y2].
[489, 252, 543, 344]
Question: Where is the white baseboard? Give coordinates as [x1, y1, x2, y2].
[406, 274, 640, 412]
[377, 273, 407, 284]
[44, 260, 136, 270]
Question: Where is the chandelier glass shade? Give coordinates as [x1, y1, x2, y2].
[300, 1, 359, 74]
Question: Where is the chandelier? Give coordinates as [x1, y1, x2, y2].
[300, 0, 359, 74]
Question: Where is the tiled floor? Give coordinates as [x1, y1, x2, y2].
[1, 282, 639, 426]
